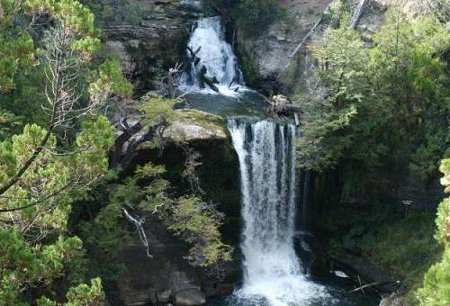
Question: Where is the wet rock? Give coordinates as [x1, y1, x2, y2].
[173, 288, 206, 306]
[202, 282, 234, 298]
[157, 289, 172, 303]
[149, 289, 158, 304]
[269, 94, 302, 115]
[333, 255, 400, 292]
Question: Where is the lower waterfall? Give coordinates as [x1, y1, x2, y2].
[227, 118, 329, 306]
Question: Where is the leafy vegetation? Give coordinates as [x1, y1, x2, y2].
[0, 0, 134, 303]
[4, 0, 450, 304]
[416, 159, 450, 305]
[0, 0, 232, 303]
[298, 9, 450, 200]
[299, 2, 450, 301]
[330, 210, 441, 290]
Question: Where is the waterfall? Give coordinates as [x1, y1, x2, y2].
[180, 17, 245, 96]
[228, 118, 328, 306]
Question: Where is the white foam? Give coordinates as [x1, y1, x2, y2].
[228, 119, 330, 306]
[180, 17, 247, 96]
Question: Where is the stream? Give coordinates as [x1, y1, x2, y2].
[179, 15, 379, 306]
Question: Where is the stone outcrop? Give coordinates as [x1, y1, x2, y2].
[173, 288, 206, 306]
[269, 94, 302, 114]
[162, 121, 226, 142]
[112, 122, 240, 305]
[238, 0, 431, 92]
[110, 107, 227, 170]
[237, 0, 333, 85]
[117, 221, 203, 306]
[101, 0, 202, 93]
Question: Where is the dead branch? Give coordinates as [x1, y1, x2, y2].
[123, 208, 153, 258]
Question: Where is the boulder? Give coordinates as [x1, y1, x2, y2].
[202, 282, 234, 298]
[163, 122, 227, 142]
[173, 288, 206, 306]
[157, 289, 172, 303]
[118, 277, 158, 305]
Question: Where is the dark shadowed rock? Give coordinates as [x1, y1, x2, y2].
[157, 289, 172, 303]
[117, 221, 202, 306]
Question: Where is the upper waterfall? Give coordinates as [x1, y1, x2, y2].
[228, 118, 329, 306]
[180, 17, 245, 96]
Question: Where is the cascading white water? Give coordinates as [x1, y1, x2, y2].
[228, 118, 329, 306]
[180, 16, 245, 96]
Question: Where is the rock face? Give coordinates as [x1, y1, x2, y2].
[238, 0, 431, 91]
[237, 0, 333, 84]
[117, 222, 203, 306]
[111, 108, 240, 305]
[173, 288, 206, 306]
[101, 0, 202, 93]
[110, 106, 227, 170]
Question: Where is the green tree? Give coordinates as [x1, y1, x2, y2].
[416, 159, 450, 305]
[0, 0, 131, 303]
[84, 97, 232, 279]
[297, 10, 450, 199]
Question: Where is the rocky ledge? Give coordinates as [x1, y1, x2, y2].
[110, 107, 227, 171]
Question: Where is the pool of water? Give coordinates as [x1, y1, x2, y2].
[178, 90, 267, 117]
[208, 276, 379, 306]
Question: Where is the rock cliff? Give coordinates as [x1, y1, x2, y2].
[99, 0, 202, 94]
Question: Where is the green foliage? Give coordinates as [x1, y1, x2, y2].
[100, 160, 232, 268]
[0, 0, 130, 303]
[25, 0, 97, 35]
[82, 0, 148, 27]
[367, 214, 441, 288]
[416, 247, 450, 306]
[89, 59, 133, 98]
[37, 277, 105, 306]
[170, 196, 232, 267]
[416, 158, 450, 305]
[434, 159, 450, 246]
[0, 116, 114, 232]
[0, 110, 23, 140]
[0, 228, 87, 304]
[0, 1, 35, 93]
[298, 10, 450, 199]
[0, 117, 114, 303]
[65, 277, 105, 306]
[139, 95, 181, 127]
[329, 208, 441, 291]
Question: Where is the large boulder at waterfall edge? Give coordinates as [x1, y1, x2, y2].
[173, 288, 206, 306]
